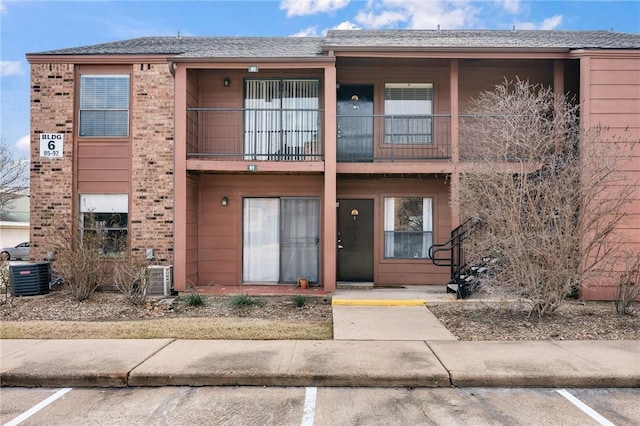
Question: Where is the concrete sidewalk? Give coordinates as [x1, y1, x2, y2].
[1, 287, 639, 389]
[1, 339, 638, 388]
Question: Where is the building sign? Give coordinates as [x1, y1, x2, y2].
[40, 133, 64, 158]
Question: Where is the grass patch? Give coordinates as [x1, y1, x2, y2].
[228, 293, 266, 309]
[292, 294, 306, 307]
[184, 292, 206, 307]
[0, 318, 333, 340]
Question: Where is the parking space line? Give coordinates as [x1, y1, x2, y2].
[4, 388, 72, 426]
[301, 386, 317, 426]
[557, 389, 615, 426]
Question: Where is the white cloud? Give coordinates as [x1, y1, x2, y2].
[333, 21, 361, 30]
[291, 26, 321, 37]
[354, 0, 480, 30]
[0, 61, 25, 77]
[15, 135, 31, 151]
[355, 10, 406, 28]
[516, 15, 563, 30]
[281, 0, 351, 17]
[497, 0, 520, 14]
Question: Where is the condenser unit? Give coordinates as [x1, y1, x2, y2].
[147, 265, 173, 296]
[9, 262, 51, 296]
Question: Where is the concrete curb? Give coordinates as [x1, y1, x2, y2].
[2, 339, 639, 389]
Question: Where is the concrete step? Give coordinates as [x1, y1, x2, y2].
[337, 281, 374, 290]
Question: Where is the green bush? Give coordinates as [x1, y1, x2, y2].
[292, 294, 306, 307]
[228, 293, 265, 308]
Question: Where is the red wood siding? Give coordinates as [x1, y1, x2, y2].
[77, 141, 130, 193]
[582, 55, 640, 299]
[186, 173, 199, 285]
[195, 174, 324, 285]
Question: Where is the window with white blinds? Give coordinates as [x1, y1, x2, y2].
[384, 83, 433, 144]
[79, 75, 130, 137]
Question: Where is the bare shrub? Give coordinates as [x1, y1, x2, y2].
[0, 258, 9, 305]
[44, 216, 114, 301]
[0, 142, 29, 212]
[458, 79, 636, 317]
[113, 255, 150, 306]
[615, 250, 640, 315]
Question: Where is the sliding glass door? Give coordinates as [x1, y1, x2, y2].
[243, 197, 319, 284]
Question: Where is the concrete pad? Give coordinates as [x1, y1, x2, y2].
[333, 306, 458, 341]
[0, 339, 174, 387]
[129, 340, 450, 388]
[428, 340, 640, 388]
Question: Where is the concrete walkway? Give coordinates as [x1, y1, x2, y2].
[1, 287, 639, 388]
[332, 287, 458, 341]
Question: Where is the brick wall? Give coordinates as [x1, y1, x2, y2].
[29, 63, 75, 261]
[130, 63, 175, 263]
[30, 62, 176, 264]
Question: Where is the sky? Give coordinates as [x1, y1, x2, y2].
[1, 0, 639, 161]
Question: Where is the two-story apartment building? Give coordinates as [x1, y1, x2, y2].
[26, 30, 640, 299]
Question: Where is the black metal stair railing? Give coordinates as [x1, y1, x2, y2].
[428, 219, 480, 299]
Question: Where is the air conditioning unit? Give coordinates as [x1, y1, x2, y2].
[9, 262, 51, 296]
[147, 265, 173, 296]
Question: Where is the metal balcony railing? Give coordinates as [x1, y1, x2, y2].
[336, 114, 451, 162]
[187, 108, 324, 161]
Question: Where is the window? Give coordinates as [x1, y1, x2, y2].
[384, 197, 433, 259]
[384, 83, 433, 144]
[80, 194, 128, 255]
[244, 79, 319, 159]
[79, 75, 130, 137]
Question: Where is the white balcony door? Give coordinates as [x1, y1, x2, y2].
[244, 79, 319, 160]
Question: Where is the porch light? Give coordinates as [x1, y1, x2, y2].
[223, 77, 230, 87]
[248, 66, 259, 73]
[221, 196, 229, 206]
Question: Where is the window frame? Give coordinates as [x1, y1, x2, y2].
[78, 74, 130, 138]
[384, 83, 434, 145]
[383, 196, 433, 260]
[79, 194, 129, 256]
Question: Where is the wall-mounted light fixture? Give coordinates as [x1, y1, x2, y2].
[221, 196, 229, 206]
[223, 77, 231, 87]
[351, 209, 359, 220]
[248, 66, 259, 73]
[351, 94, 360, 109]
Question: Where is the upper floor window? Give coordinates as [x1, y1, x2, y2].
[79, 75, 130, 137]
[384, 83, 433, 144]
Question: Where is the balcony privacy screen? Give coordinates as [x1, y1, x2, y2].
[79, 75, 129, 137]
[244, 79, 319, 159]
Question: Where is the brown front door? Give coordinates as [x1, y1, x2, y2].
[337, 199, 374, 281]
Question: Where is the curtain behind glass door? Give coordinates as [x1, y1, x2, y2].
[243, 198, 280, 282]
[280, 198, 320, 283]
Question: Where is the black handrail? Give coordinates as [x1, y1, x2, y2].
[429, 219, 478, 282]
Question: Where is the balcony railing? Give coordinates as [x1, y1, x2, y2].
[187, 108, 324, 161]
[336, 114, 451, 162]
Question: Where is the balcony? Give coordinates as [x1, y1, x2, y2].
[336, 114, 451, 162]
[187, 108, 324, 161]
[186, 109, 452, 163]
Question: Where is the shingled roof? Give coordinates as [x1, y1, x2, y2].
[323, 30, 640, 50]
[28, 36, 325, 58]
[28, 30, 640, 58]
